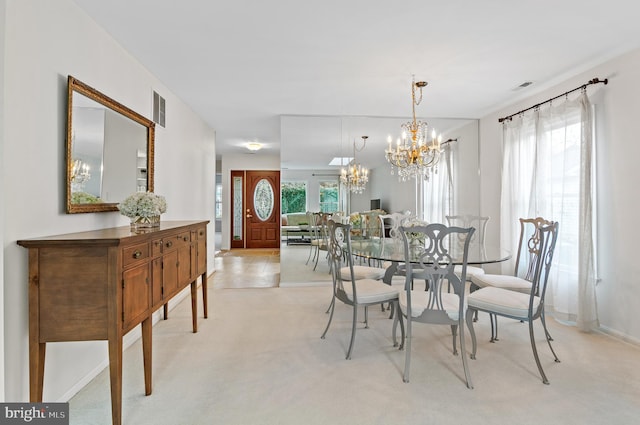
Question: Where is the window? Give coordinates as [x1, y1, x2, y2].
[281, 181, 307, 214]
[500, 93, 598, 327]
[215, 183, 223, 219]
[319, 181, 339, 213]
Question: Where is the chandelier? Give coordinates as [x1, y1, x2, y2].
[340, 136, 369, 194]
[71, 159, 91, 191]
[385, 77, 443, 181]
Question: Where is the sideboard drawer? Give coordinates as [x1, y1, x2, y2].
[151, 238, 163, 257]
[123, 242, 150, 267]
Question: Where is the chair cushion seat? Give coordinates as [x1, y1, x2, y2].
[471, 273, 531, 293]
[342, 279, 399, 304]
[467, 286, 540, 319]
[454, 264, 484, 279]
[340, 265, 386, 281]
[399, 290, 463, 321]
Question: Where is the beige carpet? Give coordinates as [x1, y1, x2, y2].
[68, 281, 640, 425]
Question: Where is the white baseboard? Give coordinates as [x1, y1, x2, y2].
[596, 325, 640, 347]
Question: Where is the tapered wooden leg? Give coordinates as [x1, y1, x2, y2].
[108, 336, 123, 425]
[190, 281, 198, 333]
[29, 342, 46, 401]
[141, 317, 152, 395]
[201, 273, 208, 319]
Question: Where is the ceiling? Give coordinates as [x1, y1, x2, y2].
[73, 0, 640, 170]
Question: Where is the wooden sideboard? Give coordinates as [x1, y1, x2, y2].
[17, 220, 209, 425]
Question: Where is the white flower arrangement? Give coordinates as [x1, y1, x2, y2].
[403, 218, 429, 244]
[118, 192, 167, 218]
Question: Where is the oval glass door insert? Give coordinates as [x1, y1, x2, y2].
[254, 179, 274, 221]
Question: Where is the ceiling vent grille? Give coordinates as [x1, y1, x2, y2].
[153, 91, 166, 127]
[512, 81, 534, 91]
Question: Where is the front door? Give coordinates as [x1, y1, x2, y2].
[246, 170, 280, 248]
[230, 170, 280, 249]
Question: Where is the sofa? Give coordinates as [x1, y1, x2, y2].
[281, 212, 311, 244]
[281, 212, 309, 228]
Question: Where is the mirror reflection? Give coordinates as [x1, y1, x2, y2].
[66, 76, 155, 213]
[279, 116, 480, 286]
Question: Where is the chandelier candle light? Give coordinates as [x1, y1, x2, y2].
[385, 77, 443, 181]
[341, 135, 369, 194]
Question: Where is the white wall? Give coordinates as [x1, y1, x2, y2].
[1, 0, 216, 401]
[478, 46, 640, 343]
[368, 166, 420, 215]
[220, 153, 280, 250]
[0, 0, 6, 402]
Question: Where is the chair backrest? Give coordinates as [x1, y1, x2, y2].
[379, 212, 412, 240]
[525, 221, 559, 316]
[327, 220, 355, 303]
[445, 215, 489, 248]
[514, 217, 555, 281]
[399, 223, 475, 322]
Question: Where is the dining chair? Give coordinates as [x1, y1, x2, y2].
[309, 212, 331, 271]
[305, 211, 319, 265]
[395, 223, 475, 388]
[321, 220, 404, 360]
[466, 220, 560, 384]
[470, 217, 555, 341]
[378, 212, 413, 241]
[445, 214, 490, 281]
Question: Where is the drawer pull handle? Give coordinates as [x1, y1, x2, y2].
[199, 231, 204, 236]
[183, 236, 189, 242]
[165, 241, 173, 248]
[133, 250, 143, 259]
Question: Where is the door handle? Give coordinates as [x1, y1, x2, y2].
[246, 213, 253, 218]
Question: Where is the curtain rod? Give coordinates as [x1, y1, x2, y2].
[498, 77, 608, 123]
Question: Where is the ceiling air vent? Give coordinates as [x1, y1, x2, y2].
[153, 91, 166, 127]
[512, 81, 534, 91]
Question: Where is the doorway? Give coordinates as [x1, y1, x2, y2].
[230, 170, 281, 249]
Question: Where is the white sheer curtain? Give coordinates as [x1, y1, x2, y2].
[423, 144, 454, 223]
[500, 91, 598, 331]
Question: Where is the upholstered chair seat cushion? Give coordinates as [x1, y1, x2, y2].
[454, 264, 484, 279]
[399, 290, 463, 321]
[340, 265, 386, 281]
[467, 286, 540, 318]
[471, 273, 532, 293]
[341, 279, 399, 304]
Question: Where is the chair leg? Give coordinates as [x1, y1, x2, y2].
[403, 316, 412, 383]
[321, 295, 336, 339]
[306, 245, 315, 265]
[451, 324, 458, 356]
[465, 308, 477, 360]
[324, 295, 334, 314]
[489, 314, 499, 342]
[364, 306, 369, 329]
[458, 317, 474, 389]
[528, 320, 550, 385]
[346, 304, 358, 360]
[541, 309, 554, 341]
[392, 302, 405, 349]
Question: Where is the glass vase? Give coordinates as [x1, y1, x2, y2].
[131, 215, 161, 231]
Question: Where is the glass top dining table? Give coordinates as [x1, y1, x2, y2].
[348, 237, 512, 284]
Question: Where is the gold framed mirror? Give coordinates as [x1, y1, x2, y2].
[66, 76, 155, 213]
